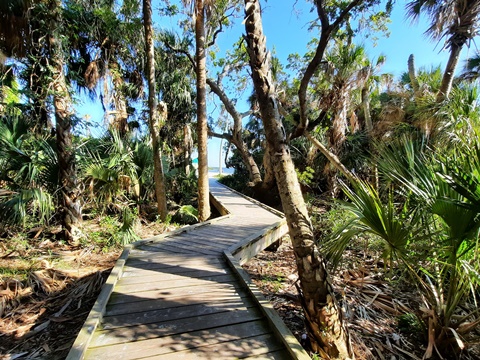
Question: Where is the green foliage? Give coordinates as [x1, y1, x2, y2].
[81, 131, 140, 212]
[116, 207, 139, 245]
[397, 313, 425, 340]
[172, 205, 198, 225]
[166, 169, 198, 205]
[0, 113, 56, 228]
[296, 166, 315, 187]
[322, 180, 422, 268]
[323, 135, 480, 355]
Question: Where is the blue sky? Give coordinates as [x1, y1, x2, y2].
[77, 0, 473, 167]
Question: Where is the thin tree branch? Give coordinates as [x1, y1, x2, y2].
[296, 0, 363, 138]
[206, 17, 225, 48]
[164, 41, 196, 70]
[305, 130, 356, 184]
[208, 128, 233, 141]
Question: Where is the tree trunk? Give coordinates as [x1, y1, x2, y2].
[206, 77, 262, 184]
[110, 62, 129, 137]
[52, 56, 82, 244]
[305, 131, 356, 184]
[243, 1, 353, 358]
[408, 54, 420, 96]
[437, 43, 462, 103]
[361, 86, 372, 133]
[143, 0, 168, 221]
[325, 90, 349, 195]
[184, 124, 193, 175]
[219, 137, 223, 176]
[195, 0, 210, 221]
[330, 91, 348, 153]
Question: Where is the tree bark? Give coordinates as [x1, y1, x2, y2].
[143, 0, 168, 221]
[437, 43, 462, 102]
[243, 1, 353, 358]
[195, 0, 210, 221]
[408, 54, 420, 96]
[52, 51, 82, 244]
[361, 85, 373, 133]
[305, 130, 356, 184]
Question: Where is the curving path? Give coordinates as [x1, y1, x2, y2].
[66, 179, 310, 360]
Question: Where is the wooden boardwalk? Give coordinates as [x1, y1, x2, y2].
[67, 179, 309, 360]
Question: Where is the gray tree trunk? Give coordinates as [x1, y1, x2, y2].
[437, 44, 462, 102]
[53, 61, 83, 244]
[243, 0, 353, 357]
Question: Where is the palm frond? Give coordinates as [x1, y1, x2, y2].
[0, 188, 53, 226]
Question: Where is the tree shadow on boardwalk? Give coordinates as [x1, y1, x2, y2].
[84, 253, 289, 359]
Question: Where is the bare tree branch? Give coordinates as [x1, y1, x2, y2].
[296, 0, 362, 138]
[164, 41, 196, 70]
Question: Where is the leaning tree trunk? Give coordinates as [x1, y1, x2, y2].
[52, 57, 83, 244]
[144, 0, 168, 221]
[437, 43, 463, 103]
[195, 0, 210, 221]
[243, 0, 353, 358]
[206, 78, 262, 185]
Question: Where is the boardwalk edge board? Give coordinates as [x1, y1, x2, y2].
[209, 192, 230, 215]
[223, 250, 311, 360]
[212, 181, 286, 218]
[65, 247, 131, 360]
[228, 219, 289, 265]
[132, 212, 232, 247]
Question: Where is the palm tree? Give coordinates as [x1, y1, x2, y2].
[46, 0, 83, 243]
[143, 0, 168, 221]
[407, 0, 480, 102]
[310, 42, 370, 194]
[180, 0, 211, 221]
[0, 113, 55, 227]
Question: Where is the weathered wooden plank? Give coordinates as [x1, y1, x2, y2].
[129, 244, 199, 257]
[141, 242, 222, 256]
[195, 228, 253, 238]
[70, 179, 300, 360]
[66, 247, 131, 360]
[125, 253, 221, 267]
[124, 255, 223, 270]
[108, 282, 243, 306]
[90, 306, 263, 347]
[102, 297, 255, 330]
[122, 260, 225, 278]
[137, 243, 214, 255]
[106, 288, 249, 316]
[229, 221, 289, 265]
[211, 182, 285, 218]
[173, 234, 235, 249]
[85, 320, 271, 360]
[114, 273, 237, 293]
[118, 267, 230, 285]
[142, 333, 284, 359]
